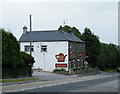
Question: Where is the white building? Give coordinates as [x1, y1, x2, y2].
[19, 26, 84, 73]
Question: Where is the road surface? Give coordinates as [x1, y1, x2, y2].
[3, 73, 119, 93]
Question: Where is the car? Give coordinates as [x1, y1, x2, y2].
[117, 67, 120, 72]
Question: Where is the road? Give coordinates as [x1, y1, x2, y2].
[3, 73, 119, 93]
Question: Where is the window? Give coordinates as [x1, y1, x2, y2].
[24, 45, 34, 52]
[41, 45, 47, 52]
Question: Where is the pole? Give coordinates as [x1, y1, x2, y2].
[84, 32, 86, 68]
[29, 15, 32, 77]
[30, 15, 32, 56]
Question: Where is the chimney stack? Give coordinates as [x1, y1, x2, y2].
[23, 26, 27, 33]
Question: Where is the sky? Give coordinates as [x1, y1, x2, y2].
[0, 0, 119, 45]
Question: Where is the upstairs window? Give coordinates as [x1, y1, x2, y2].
[41, 45, 47, 52]
[24, 45, 34, 52]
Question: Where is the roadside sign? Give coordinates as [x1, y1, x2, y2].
[55, 64, 67, 68]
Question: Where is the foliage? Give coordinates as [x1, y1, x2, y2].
[97, 43, 120, 70]
[58, 25, 81, 39]
[2, 64, 30, 78]
[81, 28, 101, 68]
[1, 29, 35, 78]
[21, 51, 35, 65]
[53, 68, 66, 72]
[1, 29, 23, 66]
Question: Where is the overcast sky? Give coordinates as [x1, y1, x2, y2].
[0, 0, 118, 45]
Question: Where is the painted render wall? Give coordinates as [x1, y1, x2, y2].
[20, 41, 69, 72]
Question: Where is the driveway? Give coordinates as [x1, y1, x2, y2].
[32, 70, 78, 81]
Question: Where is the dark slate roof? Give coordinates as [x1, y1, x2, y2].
[19, 30, 83, 43]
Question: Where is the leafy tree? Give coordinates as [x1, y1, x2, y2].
[81, 28, 101, 68]
[58, 25, 81, 39]
[1, 29, 35, 78]
[71, 27, 81, 39]
[2, 29, 23, 67]
[97, 43, 119, 70]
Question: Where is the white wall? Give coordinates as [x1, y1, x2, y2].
[20, 41, 69, 72]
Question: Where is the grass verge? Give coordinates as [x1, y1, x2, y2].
[0, 78, 38, 83]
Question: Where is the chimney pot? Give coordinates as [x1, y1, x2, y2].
[23, 26, 27, 33]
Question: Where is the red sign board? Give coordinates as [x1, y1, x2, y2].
[55, 64, 67, 68]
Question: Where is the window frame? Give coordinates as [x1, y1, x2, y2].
[24, 45, 34, 52]
[41, 45, 47, 52]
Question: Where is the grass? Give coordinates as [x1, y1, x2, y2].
[0, 78, 38, 83]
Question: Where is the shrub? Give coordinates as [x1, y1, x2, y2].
[1, 29, 35, 78]
[53, 68, 66, 72]
[20, 52, 35, 65]
[2, 29, 23, 66]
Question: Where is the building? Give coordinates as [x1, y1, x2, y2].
[19, 26, 85, 74]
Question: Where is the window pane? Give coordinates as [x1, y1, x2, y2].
[24, 45, 34, 52]
[41, 45, 47, 52]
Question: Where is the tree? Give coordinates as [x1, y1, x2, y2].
[1, 29, 35, 78]
[81, 28, 101, 68]
[2, 29, 23, 66]
[58, 25, 81, 39]
[97, 43, 119, 70]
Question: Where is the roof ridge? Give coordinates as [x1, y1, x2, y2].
[26, 30, 60, 32]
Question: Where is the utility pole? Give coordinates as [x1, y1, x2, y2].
[29, 15, 32, 77]
[30, 15, 32, 56]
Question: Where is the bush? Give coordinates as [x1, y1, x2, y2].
[53, 68, 66, 72]
[20, 52, 35, 65]
[1, 29, 35, 78]
[2, 51, 35, 78]
[2, 29, 23, 66]
[2, 64, 30, 78]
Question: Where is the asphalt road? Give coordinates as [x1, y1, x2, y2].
[5, 73, 119, 93]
